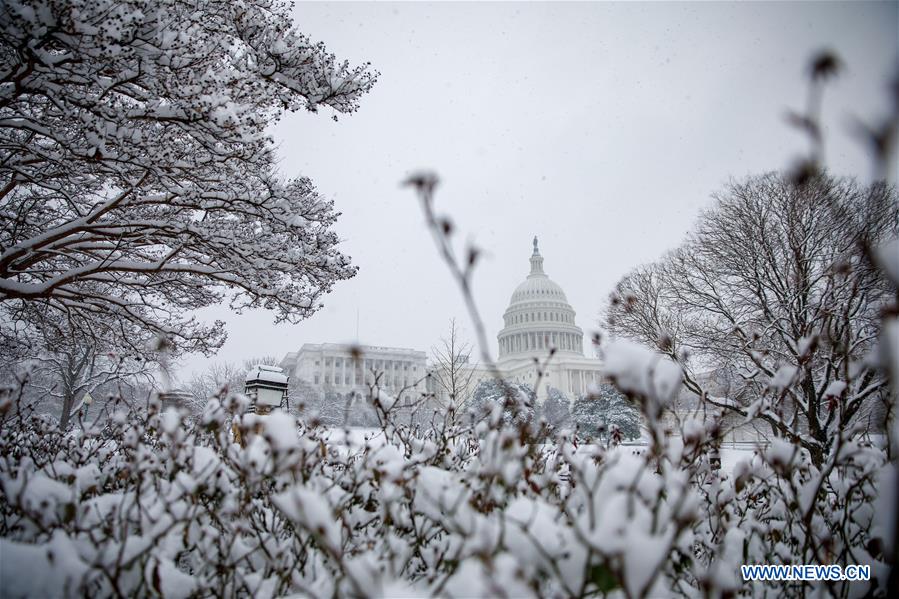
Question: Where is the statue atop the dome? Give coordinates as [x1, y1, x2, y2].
[529, 236, 545, 276]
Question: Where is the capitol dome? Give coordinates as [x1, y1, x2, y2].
[497, 238, 584, 362]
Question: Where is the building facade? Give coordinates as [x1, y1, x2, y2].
[280, 343, 429, 396]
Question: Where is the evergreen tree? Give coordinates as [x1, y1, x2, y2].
[542, 387, 571, 429]
[571, 384, 641, 442]
[468, 379, 536, 425]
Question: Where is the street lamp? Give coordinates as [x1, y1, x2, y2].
[244, 365, 289, 415]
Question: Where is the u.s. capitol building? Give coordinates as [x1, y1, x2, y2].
[280, 238, 602, 404]
[488, 237, 602, 400]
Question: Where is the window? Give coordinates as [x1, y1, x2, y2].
[314, 375, 320, 384]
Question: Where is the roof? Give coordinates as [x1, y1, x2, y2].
[295, 343, 427, 358]
[245, 365, 289, 385]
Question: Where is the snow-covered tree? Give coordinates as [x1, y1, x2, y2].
[31, 338, 155, 428]
[605, 173, 897, 464]
[0, 0, 376, 357]
[541, 386, 570, 428]
[467, 378, 536, 425]
[571, 383, 641, 442]
[343, 390, 379, 427]
[8, 304, 158, 426]
[183, 362, 243, 410]
[430, 318, 476, 414]
[181, 355, 277, 414]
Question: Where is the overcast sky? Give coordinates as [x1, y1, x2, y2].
[179, 1, 898, 380]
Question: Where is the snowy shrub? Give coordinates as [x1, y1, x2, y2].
[1, 335, 894, 597]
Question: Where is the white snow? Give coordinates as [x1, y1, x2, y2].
[262, 410, 298, 451]
[272, 486, 341, 552]
[823, 379, 846, 397]
[245, 364, 289, 384]
[0, 532, 88, 597]
[602, 339, 682, 401]
[875, 237, 899, 286]
[769, 364, 798, 391]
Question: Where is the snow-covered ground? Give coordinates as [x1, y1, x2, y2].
[324, 426, 759, 473]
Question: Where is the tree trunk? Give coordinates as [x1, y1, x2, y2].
[59, 390, 75, 430]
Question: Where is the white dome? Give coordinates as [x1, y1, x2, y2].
[497, 238, 584, 361]
[509, 274, 569, 305]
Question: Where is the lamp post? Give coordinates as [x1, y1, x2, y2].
[244, 365, 289, 415]
[233, 365, 290, 446]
